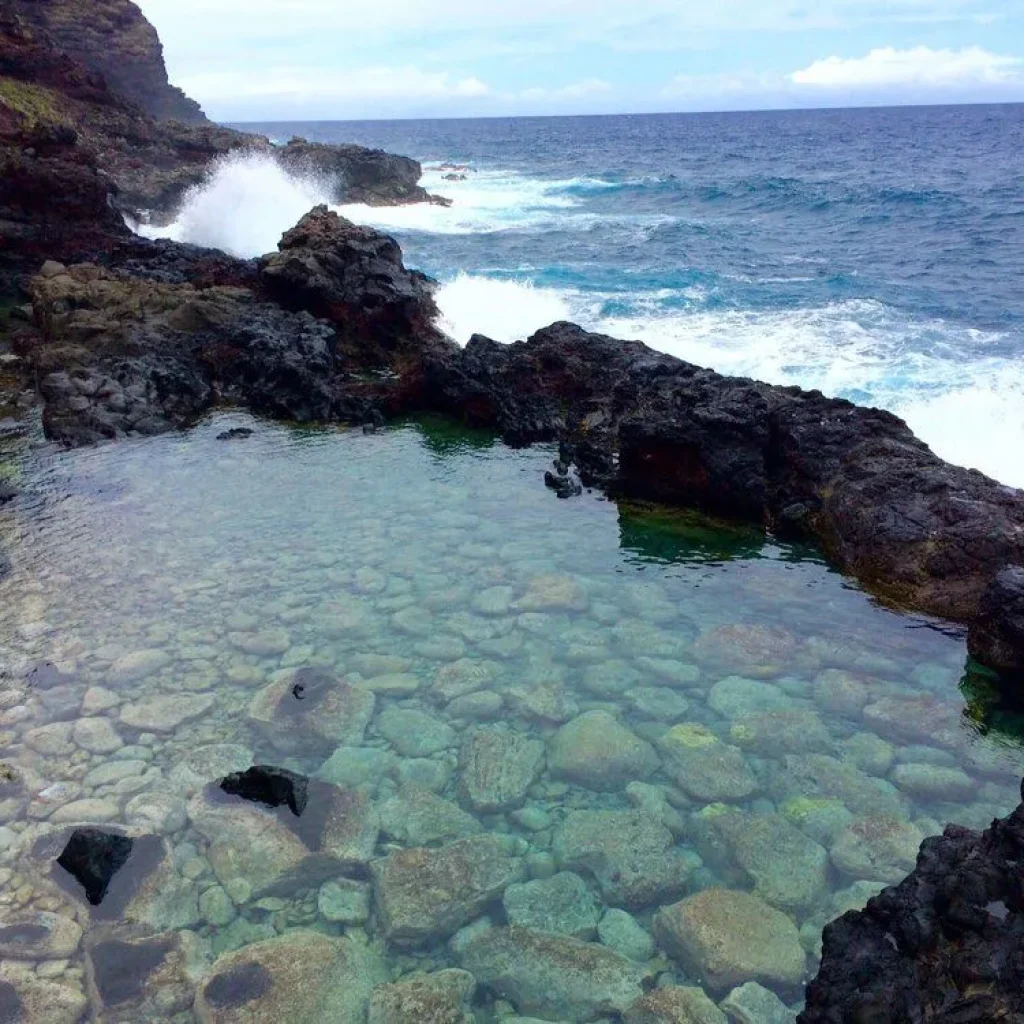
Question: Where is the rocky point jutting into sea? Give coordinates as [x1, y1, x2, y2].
[2, 2, 1024, 1021]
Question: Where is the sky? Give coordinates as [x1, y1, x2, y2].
[136, 0, 1024, 121]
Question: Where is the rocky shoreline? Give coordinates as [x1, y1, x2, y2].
[2, 1, 1024, 1019]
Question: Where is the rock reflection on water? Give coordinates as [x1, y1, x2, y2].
[0, 414, 1021, 1022]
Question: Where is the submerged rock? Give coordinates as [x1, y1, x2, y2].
[458, 728, 545, 812]
[503, 872, 600, 939]
[460, 925, 651, 1021]
[371, 836, 524, 946]
[654, 889, 806, 994]
[195, 930, 386, 1024]
[658, 724, 758, 803]
[367, 969, 476, 1024]
[85, 930, 201, 1021]
[548, 711, 659, 792]
[553, 809, 692, 909]
[55, 827, 133, 905]
[623, 986, 727, 1024]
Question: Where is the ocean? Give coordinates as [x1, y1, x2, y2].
[145, 105, 1024, 488]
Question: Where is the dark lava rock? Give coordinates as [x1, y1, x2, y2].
[259, 205, 443, 368]
[0, 482, 16, 503]
[424, 322, 1024, 678]
[219, 766, 309, 818]
[275, 138, 443, 207]
[800, 779, 1024, 1023]
[56, 828, 134, 906]
[969, 566, 1024, 681]
[216, 427, 253, 440]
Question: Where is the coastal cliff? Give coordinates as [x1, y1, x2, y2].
[10, 0, 206, 123]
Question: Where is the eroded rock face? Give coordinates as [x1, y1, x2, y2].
[11, 0, 206, 123]
[800, 780, 1024, 1023]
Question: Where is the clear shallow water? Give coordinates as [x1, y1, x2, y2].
[1, 415, 1023, 1017]
[159, 105, 1024, 488]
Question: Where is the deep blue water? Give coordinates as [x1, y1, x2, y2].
[222, 107, 1024, 485]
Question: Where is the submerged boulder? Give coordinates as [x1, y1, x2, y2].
[460, 925, 652, 1021]
[195, 930, 386, 1024]
[371, 836, 524, 946]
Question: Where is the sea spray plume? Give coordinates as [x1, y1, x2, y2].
[140, 151, 333, 258]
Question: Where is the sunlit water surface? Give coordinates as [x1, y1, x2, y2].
[1, 415, 1022, 1019]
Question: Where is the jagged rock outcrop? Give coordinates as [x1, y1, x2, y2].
[422, 322, 1024, 676]
[800, 778, 1024, 1022]
[260, 205, 444, 369]
[11, 0, 206, 123]
[968, 566, 1024, 681]
[276, 139, 448, 208]
[22, 208, 448, 444]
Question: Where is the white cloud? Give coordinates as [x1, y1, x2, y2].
[792, 46, 1022, 88]
[179, 66, 491, 105]
[519, 78, 612, 101]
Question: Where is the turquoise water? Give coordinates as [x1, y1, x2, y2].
[1, 414, 1022, 1019]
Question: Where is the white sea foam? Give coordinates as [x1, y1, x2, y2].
[138, 151, 330, 258]
[436, 274, 574, 344]
[434, 276, 1024, 487]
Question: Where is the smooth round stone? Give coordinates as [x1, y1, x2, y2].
[168, 743, 254, 794]
[349, 654, 412, 677]
[120, 694, 214, 733]
[81, 686, 119, 714]
[315, 747, 395, 790]
[721, 982, 797, 1024]
[503, 872, 600, 939]
[729, 709, 833, 758]
[842, 733, 895, 776]
[83, 759, 147, 787]
[355, 673, 421, 695]
[813, 669, 870, 716]
[548, 711, 659, 792]
[414, 636, 466, 661]
[657, 724, 758, 803]
[472, 586, 515, 616]
[225, 611, 259, 631]
[125, 791, 188, 833]
[598, 909, 655, 962]
[511, 806, 551, 832]
[779, 797, 855, 846]
[626, 687, 691, 722]
[526, 852, 557, 880]
[318, 878, 371, 924]
[108, 649, 170, 683]
[394, 758, 453, 794]
[447, 692, 504, 721]
[49, 798, 120, 823]
[830, 816, 926, 883]
[624, 987, 727, 1024]
[0, 911, 83, 959]
[654, 889, 806, 993]
[692, 624, 800, 679]
[514, 574, 589, 612]
[891, 763, 977, 802]
[228, 629, 291, 656]
[377, 708, 456, 757]
[199, 884, 237, 926]
[72, 717, 123, 754]
[392, 606, 434, 636]
[581, 661, 642, 697]
[707, 676, 796, 719]
[634, 657, 701, 689]
[353, 567, 387, 594]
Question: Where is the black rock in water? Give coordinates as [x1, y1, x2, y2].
[56, 828, 134, 906]
[219, 766, 309, 818]
[969, 565, 1024, 681]
[216, 427, 254, 441]
[800, 778, 1024, 1022]
[0, 482, 16, 503]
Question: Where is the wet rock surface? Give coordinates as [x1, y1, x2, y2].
[800, 781, 1024, 1023]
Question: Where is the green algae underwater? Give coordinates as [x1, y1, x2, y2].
[1, 412, 1022, 1021]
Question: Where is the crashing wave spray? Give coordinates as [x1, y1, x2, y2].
[138, 151, 331, 258]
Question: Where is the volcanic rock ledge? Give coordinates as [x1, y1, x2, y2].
[800, 778, 1024, 1022]
[422, 323, 1024, 679]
